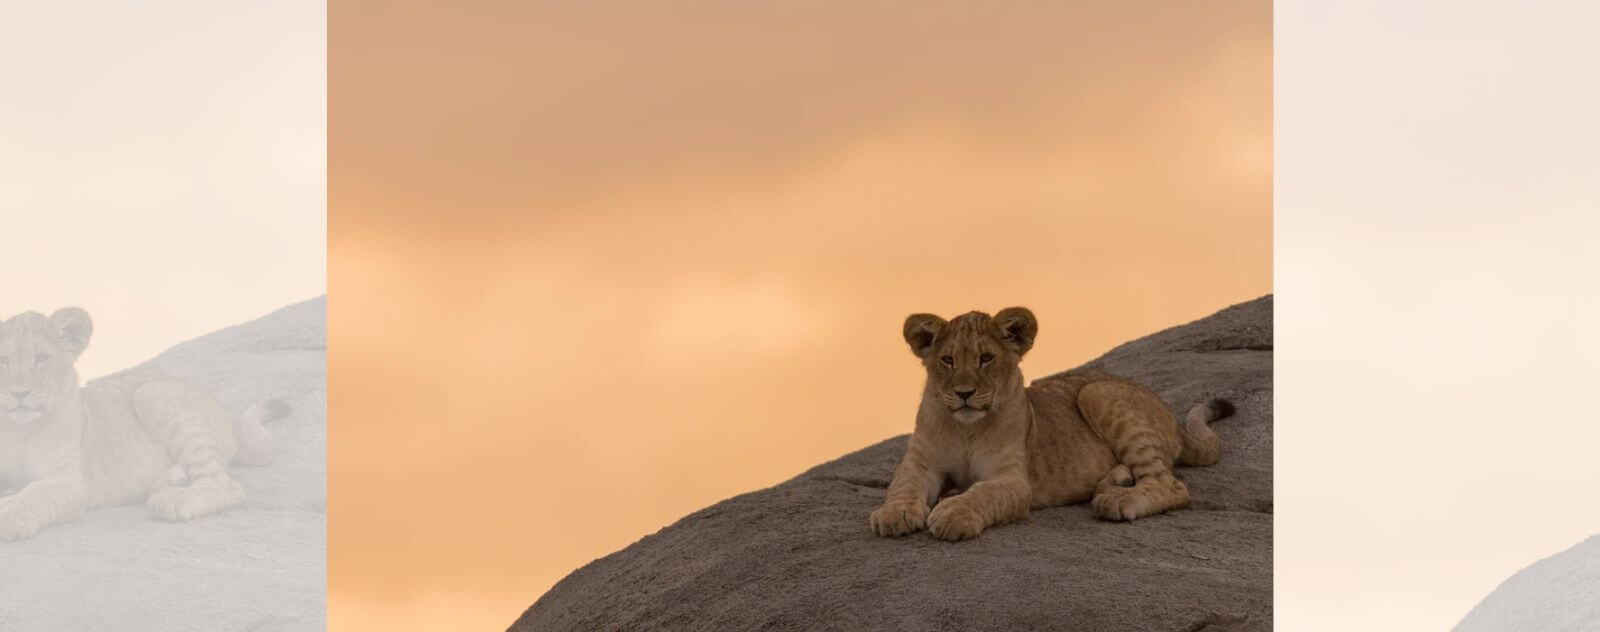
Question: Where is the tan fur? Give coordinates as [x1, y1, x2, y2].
[870, 307, 1230, 541]
[0, 308, 284, 541]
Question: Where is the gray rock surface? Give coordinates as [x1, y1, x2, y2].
[512, 295, 1273, 631]
[1455, 534, 1600, 632]
[0, 297, 327, 632]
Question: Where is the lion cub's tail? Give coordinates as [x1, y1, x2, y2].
[1176, 398, 1234, 466]
[234, 398, 290, 467]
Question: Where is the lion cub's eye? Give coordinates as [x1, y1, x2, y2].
[939, 355, 954, 367]
[979, 353, 995, 365]
[34, 353, 50, 367]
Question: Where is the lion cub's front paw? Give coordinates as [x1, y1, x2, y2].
[928, 500, 986, 541]
[0, 497, 42, 542]
[148, 486, 209, 522]
[147, 477, 244, 522]
[870, 500, 928, 537]
[1091, 487, 1150, 522]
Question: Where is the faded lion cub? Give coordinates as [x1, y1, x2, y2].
[870, 307, 1232, 541]
[0, 308, 286, 541]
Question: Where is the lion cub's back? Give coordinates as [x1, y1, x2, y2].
[79, 371, 179, 508]
[1023, 370, 1123, 507]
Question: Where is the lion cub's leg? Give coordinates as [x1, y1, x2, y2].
[0, 470, 86, 541]
[1095, 463, 1133, 495]
[926, 468, 1030, 542]
[1078, 381, 1189, 522]
[871, 436, 943, 537]
[131, 381, 246, 522]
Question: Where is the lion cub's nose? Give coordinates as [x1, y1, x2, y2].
[8, 387, 31, 399]
[954, 389, 975, 401]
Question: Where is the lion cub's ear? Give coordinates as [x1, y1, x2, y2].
[49, 307, 94, 357]
[902, 313, 947, 359]
[994, 307, 1037, 356]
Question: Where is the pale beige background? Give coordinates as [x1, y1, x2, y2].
[0, 1, 326, 379]
[1277, 1, 1600, 629]
[330, 2, 1270, 629]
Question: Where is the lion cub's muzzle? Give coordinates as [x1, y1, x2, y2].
[946, 389, 992, 424]
[1, 390, 46, 425]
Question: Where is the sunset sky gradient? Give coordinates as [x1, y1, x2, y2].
[330, 2, 1270, 629]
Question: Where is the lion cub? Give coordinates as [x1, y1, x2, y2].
[0, 308, 285, 541]
[869, 307, 1231, 541]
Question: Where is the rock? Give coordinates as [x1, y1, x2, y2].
[1, 297, 327, 632]
[1455, 534, 1600, 631]
[511, 295, 1273, 631]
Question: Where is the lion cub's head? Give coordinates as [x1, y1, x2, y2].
[902, 307, 1037, 425]
[0, 308, 92, 428]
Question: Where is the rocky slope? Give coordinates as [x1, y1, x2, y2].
[1455, 534, 1600, 631]
[512, 295, 1273, 631]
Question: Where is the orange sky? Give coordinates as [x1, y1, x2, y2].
[330, 2, 1270, 629]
